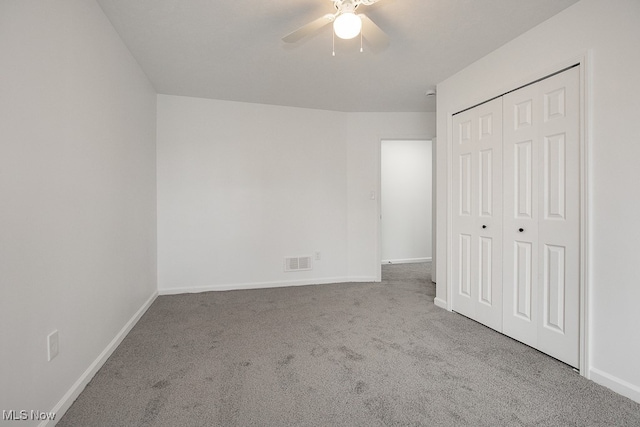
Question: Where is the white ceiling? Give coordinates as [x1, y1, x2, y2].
[96, 0, 579, 112]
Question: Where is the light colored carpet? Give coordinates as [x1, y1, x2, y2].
[59, 263, 640, 426]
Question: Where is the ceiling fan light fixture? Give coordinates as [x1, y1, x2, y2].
[333, 12, 362, 39]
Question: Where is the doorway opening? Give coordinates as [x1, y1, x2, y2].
[380, 139, 433, 280]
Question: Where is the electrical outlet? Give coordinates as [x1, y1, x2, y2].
[314, 251, 321, 261]
[47, 330, 59, 361]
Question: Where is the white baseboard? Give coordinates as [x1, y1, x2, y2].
[158, 276, 379, 295]
[381, 257, 432, 265]
[347, 276, 378, 283]
[40, 291, 158, 427]
[589, 367, 640, 404]
[434, 297, 448, 310]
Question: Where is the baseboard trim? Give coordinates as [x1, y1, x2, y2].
[347, 276, 378, 283]
[589, 367, 640, 403]
[40, 291, 158, 427]
[381, 257, 432, 264]
[159, 276, 379, 295]
[434, 297, 448, 310]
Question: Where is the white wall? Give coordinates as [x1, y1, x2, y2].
[157, 96, 349, 292]
[435, 0, 640, 402]
[381, 140, 432, 263]
[346, 113, 435, 280]
[0, 0, 157, 423]
[157, 102, 434, 292]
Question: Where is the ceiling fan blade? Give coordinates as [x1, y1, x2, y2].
[282, 14, 335, 43]
[360, 13, 389, 51]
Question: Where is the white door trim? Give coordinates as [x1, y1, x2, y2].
[577, 53, 591, 378]
[444, 52, 591, 378]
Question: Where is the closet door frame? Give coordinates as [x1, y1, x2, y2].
[444, 54, 591, 377]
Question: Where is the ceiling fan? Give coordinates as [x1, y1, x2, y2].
[282, 0, 389, 52]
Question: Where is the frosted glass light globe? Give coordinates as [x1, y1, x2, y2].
[333, 12, 362, 40]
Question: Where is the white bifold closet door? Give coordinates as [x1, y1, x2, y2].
[451, 98, 503, 332]
[451, 67, 580, 368]
[502, 67, 580, 367]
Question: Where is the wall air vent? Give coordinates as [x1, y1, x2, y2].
[284, 256, 312, 272]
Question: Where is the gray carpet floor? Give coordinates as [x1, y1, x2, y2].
[59, 263, 640, 426]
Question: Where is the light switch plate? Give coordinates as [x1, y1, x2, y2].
[47, 330, 59, 361]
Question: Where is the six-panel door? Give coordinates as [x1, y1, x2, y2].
[451, 98, 503, 332]
[502, 67, 580, 367]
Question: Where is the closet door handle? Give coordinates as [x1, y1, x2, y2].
[518, 228, 524, 232]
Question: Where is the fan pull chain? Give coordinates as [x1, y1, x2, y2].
[332, 31, 336, 56]
[360, 29, 363, 53]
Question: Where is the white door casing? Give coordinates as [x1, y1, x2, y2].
[502, 67, 580, 367]
[451, 98, 503, 331]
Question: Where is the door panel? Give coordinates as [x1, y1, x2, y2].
[503, 67, 580, 367]
[479, 149, 493, 217]
[536, 67, 580, 368]
[514, 240, 533, 320]
[515, 99, 533, 129]
[503, 82, 540, 348]
[543, 244, 566, 333]
[515, 140, 533, 218]
[459, 234, 472, 297]
[459, 153, 472, 216]
[479, 236, 493, 305]
[544, 134, 566, 219]
[451, 98, 503, 331]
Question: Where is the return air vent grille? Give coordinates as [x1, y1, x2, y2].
[284, 256, 312, 272]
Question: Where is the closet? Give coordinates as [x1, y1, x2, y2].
[451, 66, 580, 368]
